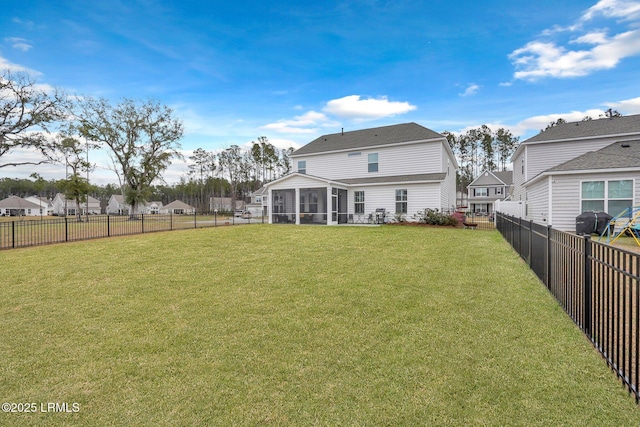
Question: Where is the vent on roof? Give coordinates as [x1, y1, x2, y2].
[621, 143, 630, 148]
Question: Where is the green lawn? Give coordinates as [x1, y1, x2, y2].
[1, 225, 638, 425]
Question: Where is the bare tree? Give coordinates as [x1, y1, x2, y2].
[0, 70, 70, 169]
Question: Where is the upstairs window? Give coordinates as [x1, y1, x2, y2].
[298, 160, 306, 174]
[475, 188, 488, 197]
[368, 153, 378, 172]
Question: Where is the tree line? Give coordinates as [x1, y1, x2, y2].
[442, 126, 519, 193]
[0, 69, 294, 217]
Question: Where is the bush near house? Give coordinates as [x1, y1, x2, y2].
[412, 208, 460, 226]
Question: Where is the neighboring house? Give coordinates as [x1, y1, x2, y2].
[144, 201, 163, 214]
[107, 194, 129, 215]
[246, 187, 268, 217]
[160, 200, 195, 214]
[209, 197, 242, 212]
[0, 196, 44, 216]
[24, 196, 53, 215]
[467, 170, 513, 214]
[524, 140, 640, 231]
[51, 193, 101, 216]
[510, 114, 640, 231]
[265, 123, 459, 225]
[107, 195, 163, 215]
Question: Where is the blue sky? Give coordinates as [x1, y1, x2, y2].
[3, 0, 640, 184]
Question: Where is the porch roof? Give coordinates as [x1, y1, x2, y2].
[335, 173, 446, 185]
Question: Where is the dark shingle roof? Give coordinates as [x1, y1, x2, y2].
[335, 173, 446, 185]
[493, 171, 513, 185]
[547, 140, 640, 172]
[524, 114, 640, 143]
[292, 122, 444, 156]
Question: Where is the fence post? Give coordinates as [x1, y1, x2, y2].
[142, 213, 145, 233]
[11, 220, 15, 248]
[584, 235, 592, 336]
[65, 216, 69, 242]
[170, 212, 173, 230]
[194, 210, 197, 229]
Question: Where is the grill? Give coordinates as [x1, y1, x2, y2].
[375, 208, 386, 224]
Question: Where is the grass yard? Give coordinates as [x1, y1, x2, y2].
[1, 225, 639, 425]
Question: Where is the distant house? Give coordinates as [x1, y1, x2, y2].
[106, 195, 129, 215]
[51, 193, 101, 216]
[107, 195, 164, 215]
[160, 200, 195, 214]
[209, 196, 243, 212]
[24, 196, 53, 216]
[265, 123, 458, 225]
[467, 170, 513, 214]
[510, 114, 640, 231]
[144, 201, 163, 214]
[0, 196, 43, 216]
[246, 187, 268, 217]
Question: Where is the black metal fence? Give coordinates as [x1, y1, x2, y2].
[0, 213, 265, 250]
[496, 212, 640, 402]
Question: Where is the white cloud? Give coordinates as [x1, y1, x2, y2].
[582, 0, 640, 22]
[604, 96, 640, 113]
[261, 110, 335, 134]
[322, 95, 416, 121]
[509, 0, 640, 81]
[510, 30, 640, 80]
[459, 84, 480, 97]
[5, 37, 32, 52]
[570, 31, 609, 45]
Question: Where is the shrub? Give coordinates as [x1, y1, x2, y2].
[412, 208, 459, 226]
[393, 212, 406, 223]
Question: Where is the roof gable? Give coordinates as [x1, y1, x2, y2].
[524, 114, 640, 144]
[163, 200, 194, 210]
[469, 170, 513, 186]
[0, 196, 42, 209]
[292, 122, 444, 156]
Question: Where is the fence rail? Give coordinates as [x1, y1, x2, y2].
[0, 213, 265, 250]
[496, 212, 640, 402]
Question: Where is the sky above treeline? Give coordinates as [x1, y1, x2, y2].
[2, 0, 640, 185]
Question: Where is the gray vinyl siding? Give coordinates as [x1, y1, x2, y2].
[525, 177, 550, 225]
[548, 172, 640, 232]
[526, 138, 621, 178]
[296, 142, 442, 181]
[512, 150, 527, 201]
[440, 145, 457, 210]
[347, 183, 441, 219]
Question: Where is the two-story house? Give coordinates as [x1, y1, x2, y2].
[510, 114, 640, 231]
[265, 123, 458, 225]
[51, 193, 101, 215]
[467, 170, 513, 214]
